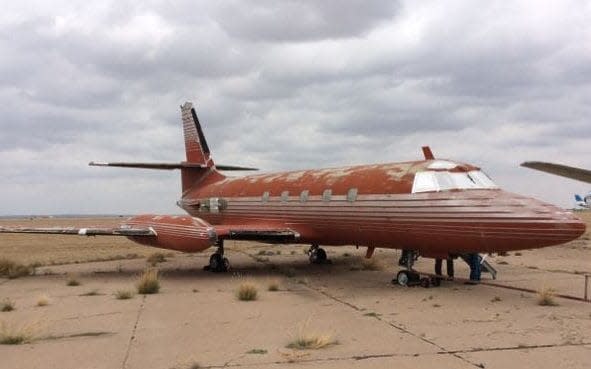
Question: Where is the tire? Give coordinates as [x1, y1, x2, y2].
[316, 248, 327, 263]
[420, 277, 431, 288]
[309, 249, 318, 264]
[222, 257, 230, 272]
[309, 248, 327, 264]
[209, 254, 224, 272]
[431, 277, 442, 287]
[396, 271, 409, 286]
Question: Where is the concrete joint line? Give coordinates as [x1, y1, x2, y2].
[122, 295, 146, 369]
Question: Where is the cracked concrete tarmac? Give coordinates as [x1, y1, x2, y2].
[1, 237, 590, 369]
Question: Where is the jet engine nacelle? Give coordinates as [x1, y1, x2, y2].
[122, 214, 217, 252]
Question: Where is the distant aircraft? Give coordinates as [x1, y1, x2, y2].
[0, 103, 586, 286]
[574, 194, 590, 209]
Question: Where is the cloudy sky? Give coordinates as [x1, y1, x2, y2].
[1, 0, 589, 215]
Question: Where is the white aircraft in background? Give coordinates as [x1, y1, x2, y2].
[521, 161, 590, 210]
[574, 193, 591, 209]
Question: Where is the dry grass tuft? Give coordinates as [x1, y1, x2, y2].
[287, 332, 336, 350]
[80, 289, 100, 296]
[146, 252, 167, 266]
[246, 348, 267, 354]
[1, 298, 15, 312]
[0, 321, 36, 345]
[287, 321, 337, 350]
[236, 282, 258, 301]
[537, 287, 559, 306]
[115, 289, 134, 300]
[267, 280, 280, 291]
[66, 274, 81, 286]
[137, 268, 160, 294]
[36, 295, 50, 307]
[0, 259, 33, 279]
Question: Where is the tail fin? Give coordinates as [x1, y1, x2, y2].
[181, 102, 213, 167]
[179, 102, 223, 192]
[575, 194, 583, 202]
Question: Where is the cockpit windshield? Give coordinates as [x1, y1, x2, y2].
[412, 170, 498, 193]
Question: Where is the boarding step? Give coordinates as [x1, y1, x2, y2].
[460, 253, 497, 280]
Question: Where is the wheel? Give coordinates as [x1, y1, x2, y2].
[431, 277, 441, 287]
[316, 248, 327, 262]
[309, 248, 327, 264]
[222, 257, 230, 271]
[209, 253, 224, 272]
[420, 277, 431, 288]
[396, 270, 410, 286]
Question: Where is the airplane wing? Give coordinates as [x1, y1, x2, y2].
[0, 226, 156, 237]
[521, 162, 591, 184]
[0, 222, 299, 243]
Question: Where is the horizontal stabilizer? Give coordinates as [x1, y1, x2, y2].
[521, 161, 591, 184]
[0, 226, 156, 237]
[89, 162, 258, 171]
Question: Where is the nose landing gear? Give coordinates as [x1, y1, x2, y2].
[393, 250, 441, 288]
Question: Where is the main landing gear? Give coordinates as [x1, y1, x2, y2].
[393, 250, 441, 288]
[308, 244, 330, 264]
[204, 240, 230, 273]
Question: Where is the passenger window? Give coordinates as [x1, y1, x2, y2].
[262, 191, 269, 203]
[300, 190, 309, 203]
[281, 191, 289, 203]
[347, 188, 358, 202]
[322, 189, 332, 202]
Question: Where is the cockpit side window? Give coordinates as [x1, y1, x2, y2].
[412, 170, 498, 193]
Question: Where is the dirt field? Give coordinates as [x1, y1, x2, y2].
[0, 217, 170, 266]
[1, 213, 590, 369]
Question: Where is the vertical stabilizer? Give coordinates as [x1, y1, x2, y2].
[181, 102, 214, 167]
[179, 102, 224, 193]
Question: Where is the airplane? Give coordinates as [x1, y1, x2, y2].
[575, 194, 590, 209]
[0, 103, 586, 286]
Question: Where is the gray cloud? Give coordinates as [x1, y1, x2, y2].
[215, 0, 399, 42]
[0, 0, 590, 215]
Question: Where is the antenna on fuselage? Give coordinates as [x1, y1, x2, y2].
[422, 146, 435, 160]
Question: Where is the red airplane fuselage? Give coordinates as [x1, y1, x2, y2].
[170, 159, 584, 259]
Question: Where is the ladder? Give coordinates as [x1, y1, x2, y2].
[460, 253, 497, 280]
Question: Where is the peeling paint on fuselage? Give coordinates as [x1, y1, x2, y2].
[190, 160, 437, 199]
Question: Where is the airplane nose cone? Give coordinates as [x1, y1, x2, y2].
[497, 191, 586, 249]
